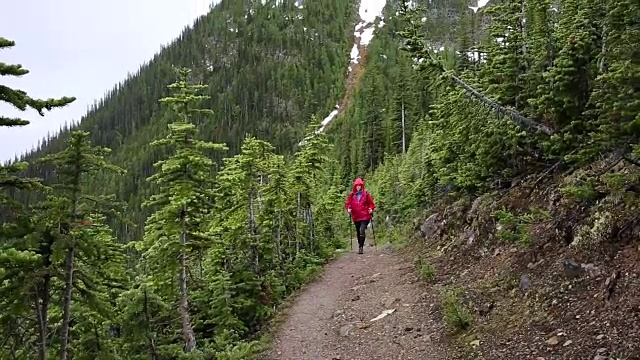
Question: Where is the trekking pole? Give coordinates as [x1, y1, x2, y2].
[348, 214, 353, 252]
[371, 217, 377, 249]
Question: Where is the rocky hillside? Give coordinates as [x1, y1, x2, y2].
[398, 157, 640, 359]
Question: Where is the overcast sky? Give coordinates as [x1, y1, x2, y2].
[0, 0, 220, 162]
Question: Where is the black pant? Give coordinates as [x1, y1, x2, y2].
[354, 220, 369, 247]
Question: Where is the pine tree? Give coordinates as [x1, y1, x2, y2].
[136, 67, 227, 354]
[0, 37, 75, 211]
[360, 65, 386, 171]
[0, 37, 75, 128]
[62, 212, 128, 359]
[0, 38, 76, 360]
[480, 0, 528, 110]
[200, 136, 280, 349]
[587, 0, 640, 153]
[36, 130, 126, 360]
[510, 0, 549, 118]
[199, 134, 301, 354]
[289, 116, 332, 253]
[259, 152, 294, 282]
[529, 0, 602, 156]
[0, 196, 68, 360]
[387, 60, 418, 155]
[0, 215, 42, 358]
[298, 123, 343, 253]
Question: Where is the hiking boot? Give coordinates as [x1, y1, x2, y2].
[358, 246, 364, 254]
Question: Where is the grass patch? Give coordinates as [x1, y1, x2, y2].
[441, 287, 473, 332]
[414, 255, 436, 281]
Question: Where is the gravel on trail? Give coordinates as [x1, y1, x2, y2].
[260, 241, 451, 360]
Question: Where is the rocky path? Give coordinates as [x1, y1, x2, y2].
[260, 240, 450, 360]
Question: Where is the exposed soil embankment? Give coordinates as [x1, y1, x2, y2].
[406, 156, 640, 359]
[340, 43, 368, 114]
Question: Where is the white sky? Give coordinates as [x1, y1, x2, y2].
[0, 0, 220, 162]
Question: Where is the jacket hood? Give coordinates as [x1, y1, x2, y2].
[352, 178, 365, 192]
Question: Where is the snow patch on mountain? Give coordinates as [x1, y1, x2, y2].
[469, 0, 490, 13]
[300, 0, 493, 146]
[354, 0, 387, 48]
[305, 0, 386, 144]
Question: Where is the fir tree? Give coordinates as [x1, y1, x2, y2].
[587, 0, 640, 153]
[0, 37, 75, 128]
[136, 67, 227, 354]
[530, 0, 602, 155]
[359, 65, 386, 171]
[289, 116, 332, 253]
[36, 130, 126, 360]
[480, 0, 528, 110]
[0, 37, 75, 213]
[259, 152, 293, 282]
[199, 136, 280, 350]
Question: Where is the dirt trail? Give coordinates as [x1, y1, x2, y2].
[260, 238, 451, 360]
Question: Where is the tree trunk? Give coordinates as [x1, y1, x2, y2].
[34, 280, 49, 360]
[307, 206, 315, 253]
[179, 209, 196, 352]
[93, 323, 101, 352]
[401, 99, 406, 154]
[275, 212, 283, 263]
[295, 192, 301, 253]
[179, 250, 196, 352]
[34, 299, 46, 360]
[598, 25, 607, 73]
[401, 11, 552, 136]
[286, 208, 293, 257]
[520, 0, 527, 61]
[59, 173, 82, 360]
[275, 212, 286, 278]
[59, 246, 75, 360]
[449, 73, 554, 135]
[143, 290, 159, 360]
[248, 191, 260, 275]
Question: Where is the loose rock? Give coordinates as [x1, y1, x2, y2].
[546, 336, 560, 346]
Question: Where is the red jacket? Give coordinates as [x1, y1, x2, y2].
[345, 178, 375, 222]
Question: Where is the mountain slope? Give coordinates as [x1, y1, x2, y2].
[13, 0, 357, 241]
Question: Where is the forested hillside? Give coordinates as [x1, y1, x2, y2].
[2, 0, 640, 358]
[6, 0, 355, 242]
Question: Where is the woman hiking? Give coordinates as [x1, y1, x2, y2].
[345, 178, 376, 254]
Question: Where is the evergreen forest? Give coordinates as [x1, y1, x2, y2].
[1, 0, 639, 358]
